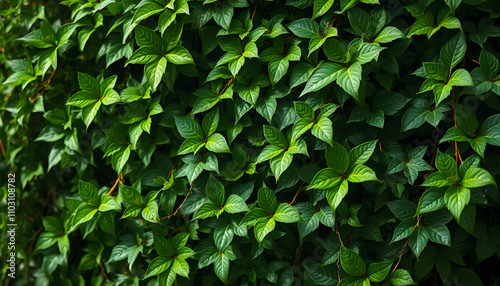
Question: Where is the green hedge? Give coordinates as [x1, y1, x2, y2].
[1, 0, 500, 285]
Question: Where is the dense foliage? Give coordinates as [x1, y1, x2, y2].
[1, 0, 500, 285]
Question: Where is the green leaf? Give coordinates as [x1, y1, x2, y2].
[409, 226, 428, 258]
[374, 26, 404, 43]
[308, 168, 343, 190]
[349, 140, 377, 166]
[422, 171, 454, 187]
[112, 146, 131, 174]
[311, 117, 333, 145]
[435, 152, 457, 178]
[206, 175, 225, 207]
[440, 126, 469, 143]
[172, 258, 190, 278]
[214, 252, 230, 283]
[448, 69, 473, 86]
[387, 200, 417, 221]
[354, 43, 385, 64]
[340, 245, 366, 276]
[367, 261, 393, 282]
[274, 203, 301, 223]
[36, 126, 66, 142]
[165, 46, 194, 65]
[224, 194, 249, 213]
[144, 56, 167, 90]
[202, 108, 219, 137]
[214, 226, 234, 251]
[81, 100, 101, 128]
[347, 165, 379, 183]
[35, 232, 57, 251]
[479, 114, 500, 146]
[127, 47, 161, 64]
[175, 116, 204, 140]
[326, 142, 350, 174]
[258, 185, 278, 214]
[287, 18, 320, 38]
[254, 217, 276, 243]
[206, 133, 231, 153]
[263, 125, 288, 148]
[70, 204, 98, 231]
[425, 222, 451, 246]
[77, 72, 100, 93]
[336, 62, 362, 99]
[476, 234, 497, 262]
[291, 118, 315, 142]
[163, 22, 184, 51]
[325, 179, 348, 211]
[391, 221, 414, 243]
[119, 184, 143, 206]
[313, 0, 334, 19]
[134, 26, 162, 51]
[213, 4, 233, 30]
[177, 138, 205, 155]
[144, 256, 173, 279]
[142, 200, 159, 222]
[256, 96, 277, 122]
[290, 62, 316, 89]
[256, 145, 285, 163]
[300, 62, 344, 96]
[444, 186, 470, 221]
[440, 33, 466, 70]
[268, 58, 289, 85]
[461, 167, 496, 188]
[423, 62, 448, 81]
[479, 49, 499, 76]
[416, 188, 445, 215]
[389, 269, 416, 286]
[294, 101, 314, 120]
[133, 2, 164, 25]
[401, 99, 429, 132]
[270, 151, 293, 181]
[98, 195, 120, 212]
[193, 201, 220, 220]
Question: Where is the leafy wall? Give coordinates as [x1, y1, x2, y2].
[1, 0, 500, 285]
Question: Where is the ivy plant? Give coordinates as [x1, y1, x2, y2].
[1, 0, 500, 285]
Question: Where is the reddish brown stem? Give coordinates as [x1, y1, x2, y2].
[107, 172, 124, 195]
[121, 65, 131, 87]
[0, 138, 5, 157]
[251, 2, 258, 21]
[158, 182, 194, 220]
[289, 182, 306, 205]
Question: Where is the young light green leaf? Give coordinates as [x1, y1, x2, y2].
[444, 186, 470, 221]
[274, 203, 302, 223]
[206, 133, 231, 153]
[312, 0, 334, 19]
[270, 151, 293, 181]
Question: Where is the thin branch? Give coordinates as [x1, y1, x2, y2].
[158, 182, 194, 220]
[107, 172, 124, 195]
[0, 138, 5, 157]
[382, 216, 421, 286]
[218, 77, 234, 97]
[29, 65, 60, 103]
[251, 1, 258, 21]
[335, 217, 344, 283]
[450, 88, 463, 165]
[121, 65, 131, 87]
[289, 182, 306, 205]
[199, 8, 212, 28]
[99, 260, 109, 281]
